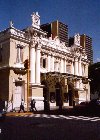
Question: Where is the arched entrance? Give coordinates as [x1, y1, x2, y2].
[68, 84, 75, 106]
[55, 82, 63, 107]
[41, 80, 50, 112]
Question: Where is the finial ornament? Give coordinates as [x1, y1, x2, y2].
[9, 20, 14, 28]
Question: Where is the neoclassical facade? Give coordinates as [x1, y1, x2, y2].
[0, 12, 90, 111]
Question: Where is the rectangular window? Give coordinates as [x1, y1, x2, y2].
[66, 65, 71, 74]
[43, 58, 46, 68]
[20, 48, 23, 62]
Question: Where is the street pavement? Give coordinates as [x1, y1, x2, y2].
[0, 111, 100, 140]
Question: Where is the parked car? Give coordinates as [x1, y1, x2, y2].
[80, 101, 89, 106]
[0, 109, 6, 120]
[73, 99, 100, 116]
[88, 99, 100, 106]
[96, 100, 100, 105]
[0, 100, 6, 119]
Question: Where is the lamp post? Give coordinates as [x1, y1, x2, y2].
[24, 59, 30, 112]
[27, 59, 30, 112]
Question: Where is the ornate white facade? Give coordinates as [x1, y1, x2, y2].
[0, 12, 90, 111]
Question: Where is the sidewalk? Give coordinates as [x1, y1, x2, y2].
[6, 106, 74, 117]
[5, 105, 100, 117]
[6, 112, 33, 116]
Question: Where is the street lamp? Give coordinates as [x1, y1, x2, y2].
[24, 59, 30, 112]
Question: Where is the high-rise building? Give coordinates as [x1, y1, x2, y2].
[69, 37, 74, 47]
[69, 34, 93, 64]
[41, 20, 68, 47]
[80, 34, 93, 64]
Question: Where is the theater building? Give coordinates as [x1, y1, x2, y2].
[0, 12, 90, 111]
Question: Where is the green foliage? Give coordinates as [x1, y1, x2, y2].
[24, 59, 29, 69]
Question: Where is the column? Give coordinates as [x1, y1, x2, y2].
[47, 54, 51, 72]
[85, 64, 88, 77]
[36, 45, 41, 84]
[71, 61, 74, 75]
[82, 64, 85, 77]
[78, 58, 82, 76]
[30, 44, 36, 84]
[74, 58, 79, 76]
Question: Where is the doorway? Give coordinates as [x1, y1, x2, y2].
[55, 82, 62, 106]
[13, 81, 25, 108]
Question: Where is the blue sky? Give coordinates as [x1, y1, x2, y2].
[0, 0, 100, 62]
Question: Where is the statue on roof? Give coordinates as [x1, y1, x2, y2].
[74, 33, 80, 46]
[31, 12, 40, 29]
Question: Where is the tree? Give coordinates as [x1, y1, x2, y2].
[89, 62, 100, 95]
[24, 59, 29, 69]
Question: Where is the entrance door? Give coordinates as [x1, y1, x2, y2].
[13, 81, 25, 108]
[14, 86, 22, 108]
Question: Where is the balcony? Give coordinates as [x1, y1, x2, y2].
[13, 63, 26, 75]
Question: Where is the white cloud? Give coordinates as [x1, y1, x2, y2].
[96, 58, 100, 62]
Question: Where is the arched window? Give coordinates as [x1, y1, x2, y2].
[16, 44, 23, 63]
[66, 64, 71, 74]
[40, 56, 47, 68]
